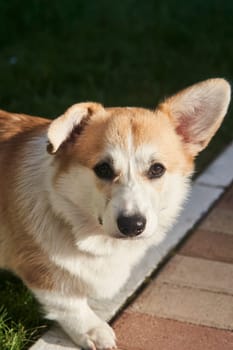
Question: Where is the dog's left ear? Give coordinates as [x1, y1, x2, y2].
[160, 78, 231, 156]
[47, 102, 104, 154]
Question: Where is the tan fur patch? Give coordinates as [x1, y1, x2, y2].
[0, 111, 55, 290]
[0, 110, 49, 141]
[131, 109, 194, 175]
[56, 106, 194, 176]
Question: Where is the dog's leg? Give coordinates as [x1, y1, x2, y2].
[33, 289, 116, 350]
[12, 237, 116, 349]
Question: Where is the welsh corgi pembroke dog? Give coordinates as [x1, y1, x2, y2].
[0, 79, 231, 349]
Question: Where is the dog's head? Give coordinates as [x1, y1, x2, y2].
[47, 79, 230, 244]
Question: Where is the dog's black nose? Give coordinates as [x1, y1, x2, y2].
[117, 214, 146, 237]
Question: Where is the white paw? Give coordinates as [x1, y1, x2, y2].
[83, 322, 116, 350]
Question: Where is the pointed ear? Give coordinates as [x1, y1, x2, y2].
[47, 102, 104, 154]
[159, 79, 231, 156]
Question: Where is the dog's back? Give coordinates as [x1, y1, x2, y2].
[0, 110, 49, 141]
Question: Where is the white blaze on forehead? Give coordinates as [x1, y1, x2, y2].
[127, 131, 136, 180]
[106, 129, 158, 181]
[127, 131, 134, 156]
[134, 143, 159, 172]
[105, 129, 135, 181]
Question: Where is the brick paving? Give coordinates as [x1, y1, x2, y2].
[112, 183, 233, 350]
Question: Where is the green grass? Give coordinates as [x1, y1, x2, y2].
[0, 0, 233, 348]
[0, 271, 48, 350]
[0, 307, 39, 350]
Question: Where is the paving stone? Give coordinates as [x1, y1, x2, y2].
[179, 229, 233, 263]
[200, 207, 233, 235]
[129, 283, 233, 330]
[156, 255, 233, 294]
[113, 312, 233, 350]
[218, 184, 233, 210]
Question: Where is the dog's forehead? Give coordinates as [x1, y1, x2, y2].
[103, 107, 179, 158]
[102, 108, 157, 165]
[104, 107, 163, 147]
[74, 107, 191, 173]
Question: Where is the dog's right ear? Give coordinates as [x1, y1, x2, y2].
[47, 102, 104, 154]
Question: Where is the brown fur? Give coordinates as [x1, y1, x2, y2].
[0, 111, 52, 287]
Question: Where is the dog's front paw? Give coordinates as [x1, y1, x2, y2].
[82, 321, 116, 350]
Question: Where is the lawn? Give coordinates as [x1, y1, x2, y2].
[0, 1, 233, 349]
[0, 272, 49, 350]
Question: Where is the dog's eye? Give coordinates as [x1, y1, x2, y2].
[93, 162, 115, 181]
[147, 163, 166, 179]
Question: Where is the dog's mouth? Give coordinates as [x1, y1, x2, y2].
[113, 233, 145, 240]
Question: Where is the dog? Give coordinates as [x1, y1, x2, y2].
[0, 79, 230, 349]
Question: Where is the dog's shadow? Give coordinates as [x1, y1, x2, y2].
[35, 325, 78, 349]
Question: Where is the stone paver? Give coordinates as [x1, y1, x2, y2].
[179, 229, 233, 263]
[200, 207, 233, 235]
[156, 254, 233, 294]
[129, 283, 233, 330]
[218, 184, 233, 209]
[113, 312, 233, 350]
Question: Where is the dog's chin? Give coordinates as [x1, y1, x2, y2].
[110, 232, 148, 240]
